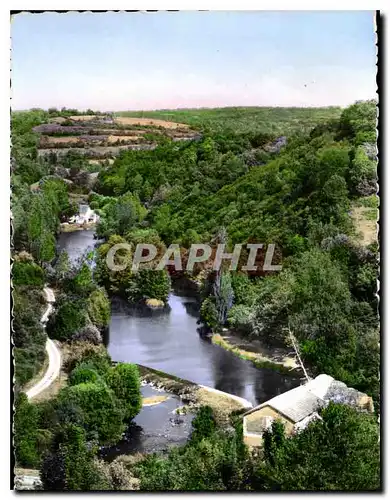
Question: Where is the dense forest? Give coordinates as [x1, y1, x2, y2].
[12, 101, 379, 490]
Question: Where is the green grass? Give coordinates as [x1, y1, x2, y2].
[358, 194, 378, 209]
[115, 106, 342, 135]
[211, 334, 302, 377]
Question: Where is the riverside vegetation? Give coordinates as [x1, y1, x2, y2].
[12, 102, 379, 490]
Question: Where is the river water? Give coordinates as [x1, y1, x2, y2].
[57, 229, 300, 454]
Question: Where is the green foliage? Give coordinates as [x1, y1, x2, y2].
[13, 260, 45, 286]
[191, 406, 217, 442]
[64, 343, 112, 376]
[87, 288, 111, 329]
[200, 297, 219, 330]
[58, 382, 125, 444]
[40, 424, 109, 491]
[13, 287, 46, 386]
[257, 403, 380, 491]
[339, 99, 377, 144]
[116, 106, 341, 136]
[127, 268, 171, 303]
[136, 416, 250, 491]
[46, 298, 87, 341]
[96, 191, 147, 238]
[68, 364, 101, 386]
[106, 363, 142, 420]
[14, 392, 40, 467]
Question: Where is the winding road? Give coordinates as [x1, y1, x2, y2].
[26, 286, 61, 400]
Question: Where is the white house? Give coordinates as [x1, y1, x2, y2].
[69, 204, 99, 225]
[242, 374, 374, 447]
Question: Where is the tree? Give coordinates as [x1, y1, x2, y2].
[256, 403, 380, 491]
[191, 406, 217, 442]
[14, 392, 40, 467]
[57, 382, 125, 444]
[106, 363, 142, 420]
[46, 298, 87, 341]
[12, 260, 45, 287]
[40, 425, 109, 491]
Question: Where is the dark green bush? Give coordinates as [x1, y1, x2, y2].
[58, 382, 125, 444]
[13, 261, 45, 286]
[106, 363, 142, 420]
[46, 299, 87, 341]
[14, 392, 40, 467]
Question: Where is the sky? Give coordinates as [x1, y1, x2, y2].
[11, 11, 377, 111]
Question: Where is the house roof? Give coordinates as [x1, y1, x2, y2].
[243, 374, 372, 424]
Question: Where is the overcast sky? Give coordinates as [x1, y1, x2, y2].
[11, 11, 377, 110]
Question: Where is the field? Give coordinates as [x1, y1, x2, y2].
[114, 116, 190, 129]
[116, 106, 342, 134]
[36, 114, 197, 161]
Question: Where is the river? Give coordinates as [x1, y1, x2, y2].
[57, 229, 300, 455]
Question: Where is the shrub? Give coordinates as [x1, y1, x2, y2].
[12, 261, 45, 286]
[40, 424, 110, 491]
[87, 288, 111, 329]
[58, 382, 125, 444]
[68, 364, 101, 386]
[106, 363, 142, 420]
[14, 344, 46, 387]
[71, 324, 102, 345]
[14, 392, 40, 467]
[227, 304, 254, 335]
[191, 405, 217, 442]
[126, 269, 171, 303]
[46, 299, 87, 341]
[200, 297, 218, 330]
[64, 342, 112, 375]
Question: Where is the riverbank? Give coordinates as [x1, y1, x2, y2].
[211, 332, 304, 377]
[137, 365, 250, 426]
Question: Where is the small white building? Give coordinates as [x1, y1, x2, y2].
[242, 374, 374, 447]
[69, 204, 99, 225]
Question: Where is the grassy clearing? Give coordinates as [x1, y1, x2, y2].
[212, 334, 301, 376]
[196, 387, 245, 426]
[114, 116, 189, 129]
[351, 204, 378, 245]
[69, 115, 100, 121]
[42, 136, 83, 144]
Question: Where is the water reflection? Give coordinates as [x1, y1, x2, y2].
[57, 229, 301, 407]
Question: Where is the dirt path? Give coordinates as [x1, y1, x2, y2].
[26, 287, 61, 400]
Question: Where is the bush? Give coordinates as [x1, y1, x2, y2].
[71, 324, 102, 345]
[227, 304, 254, 335]
[14, 392, 40, 467]
[126, 269, 171, 304]
[13, 261, 45, 286]
[200, 297, 219, 330]
[191, 405, 217, 443]
[106, 363, 142, 420]
[58, 382, 125, 444]
[40, 424, 110, 491]
[46, 299, 87, 341]
[64, 342, 112, 376]
[87, 288, 111, 329]
[14, 344, 46, 386]
[68, 364, 101, 386]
